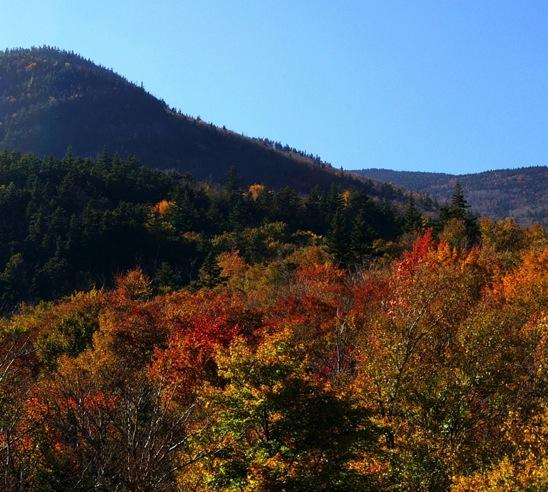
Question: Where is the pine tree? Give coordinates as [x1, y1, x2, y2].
[403, 196, 423, 232]
[326, 206, 350, 265]
[350, 209, 374, 260]
[439, 183, 480, 247]
[448, 182, 468, 220]
[153, 262, 180, 293]
[197, 251, 221, 288]
[224, 166, 240, 194]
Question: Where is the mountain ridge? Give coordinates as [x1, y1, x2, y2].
[355, 166, 547, 225]
[0, 46, 395, 198]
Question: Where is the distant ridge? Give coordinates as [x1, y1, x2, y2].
[355, 167, 548, 225]
[0, 46, 404, 201]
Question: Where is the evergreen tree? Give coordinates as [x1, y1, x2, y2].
[448, 182, 468, 220]
[439, 183, 480, 247]
[305, 186, 327, 233]
[153, 262, 180, 293]
[326, 206, 350, 265]
[168, 179, 202, 232]
[224, 165, 240, 195]
[403, 196, 423, 232]
[197, 250, 221, 288]
[272, 187, 304, 231]
[228, 193, 252, 230]
[0, 253, 28, 308]
[350, 209, 375, 261]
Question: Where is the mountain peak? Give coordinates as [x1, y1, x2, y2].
[0, 46, 377, 193]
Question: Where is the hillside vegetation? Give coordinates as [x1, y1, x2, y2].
[0, 47, 546, 492]
[0, 151, 411, 313]
[357, 167, 548, 225]
[1, 216, 545, 490]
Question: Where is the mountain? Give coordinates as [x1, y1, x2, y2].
[355, 167, 548, 225]
[0, 46, 401, 199]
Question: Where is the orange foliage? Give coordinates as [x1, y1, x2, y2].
[1, 222, 545, 490]
[152, 199, 174, 216]
[500, 246, 548, 299]
[248, 183, 266, 201]
[217, 250, 248, 282]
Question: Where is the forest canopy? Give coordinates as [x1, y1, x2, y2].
[0, 150, 411, 313]
[0, 150, 545, 491]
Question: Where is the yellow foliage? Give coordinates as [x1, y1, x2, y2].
[181, 231, 202, 242]
[2, 289, 104, 337]
[341, 190, 352, 207]
[433, 240, 458, 264]
[287, 245, 332, 267]
[217, 250, 248, 287]
[451, 405, 548, 491]
[440, 218, 468, 249]
[523, 223, 547, 250]
[248, 183, 265, 201]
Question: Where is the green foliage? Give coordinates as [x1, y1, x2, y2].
[439, 183, 480, 248]
[199, 335, 376, 491]
[35, 293, 102, 371]
[327, 206, 351, 265]
[0, 151, 403, 312]
[403, 196, 423, 232]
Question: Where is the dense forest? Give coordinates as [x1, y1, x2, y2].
[0, 149, 545, 491]
[1, 196, 545, 490]
[357, 167, 548, 226]
[0, 150, 417, 314]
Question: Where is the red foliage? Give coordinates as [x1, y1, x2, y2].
[268, 263, 350, 335]
[317, 347, 355, 379]
[187, 314, 240, 349]
[149, 292, 247, 401]
[350, 274, 389, 319]
[394, 227, 434, 275]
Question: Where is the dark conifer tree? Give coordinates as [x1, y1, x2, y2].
[197, 250, 221, 288]
[228, 193, 252, 230]
[153, 262, 180, 293]
[224, 166, 240, 195]
[403, 196, 423, 232]
[304, 186, 325, 233]
[440, 182, 480, 246]
[326, 206, 350, 265]
[448, 182, 468, 220]
[350, 209, 375, 261]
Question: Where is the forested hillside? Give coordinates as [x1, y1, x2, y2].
[0, 45, 546, 492]
[0, 151, 411, 313]
[1, 211, 545, 490]
[357, 167, 548, 225]
[0, 46, 401, 195]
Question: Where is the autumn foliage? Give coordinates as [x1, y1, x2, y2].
[0, 223, 546, 491]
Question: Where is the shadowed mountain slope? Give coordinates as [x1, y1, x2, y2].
[1, 46, 403, 199]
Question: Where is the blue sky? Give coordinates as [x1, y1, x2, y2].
[1, 0, 547, 173]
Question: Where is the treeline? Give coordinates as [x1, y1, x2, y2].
[358, 166, 548, 225]
[0, 151, 422, 312]
[0, 217, 545, 490]
[253, 136, 329, 166]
